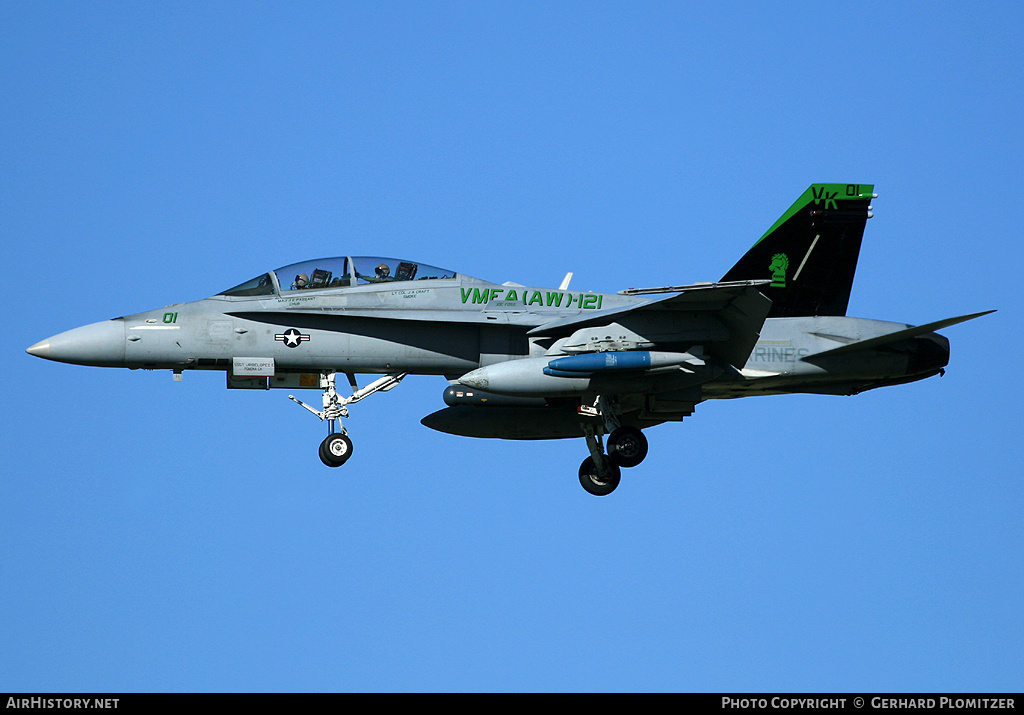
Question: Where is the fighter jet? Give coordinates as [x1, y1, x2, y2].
[27, 184, 992, 495]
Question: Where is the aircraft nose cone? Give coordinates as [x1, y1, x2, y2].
[26, 320, 126, 366]
[25, 340, 50, 358]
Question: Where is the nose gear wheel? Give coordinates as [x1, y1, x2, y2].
[290, 371, 406, 467]
[319, 433, 353, 467]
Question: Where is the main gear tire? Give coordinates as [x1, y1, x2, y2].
[578, 456, 621, 496]
[606, 426, 648, 468]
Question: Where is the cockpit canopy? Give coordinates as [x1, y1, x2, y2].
[219, 256, 458, 297]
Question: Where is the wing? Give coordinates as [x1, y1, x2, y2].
[527, 280, 772, 370]
[426, 282, 773, 438]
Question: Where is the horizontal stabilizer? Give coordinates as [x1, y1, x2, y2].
[808, 310, 995, 358]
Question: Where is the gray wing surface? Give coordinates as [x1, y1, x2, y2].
[528, 281, 772, 369]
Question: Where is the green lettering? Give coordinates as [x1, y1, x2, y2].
[490, 288, 505, 302]
[528, 291, 544, 306]
[582, 294, 598, 309]
[505, 289, 518, 302]
[545, 291, 564, 307]
[473, 288, 490, 304]
[460, 287, 473, 303]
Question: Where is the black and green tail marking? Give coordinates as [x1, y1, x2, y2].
[721, 183, 875, 318]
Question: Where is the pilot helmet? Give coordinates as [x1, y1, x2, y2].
[293, 273, 309, 288]
[376, 264, 390, 278]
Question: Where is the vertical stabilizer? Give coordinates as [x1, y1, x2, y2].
[721, 183, 874, 317]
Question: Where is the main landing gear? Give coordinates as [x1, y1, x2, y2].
[577, 398, 649, 496]
[289, 371, 406, 467]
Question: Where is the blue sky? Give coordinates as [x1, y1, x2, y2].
[2, 2, 1021, 692]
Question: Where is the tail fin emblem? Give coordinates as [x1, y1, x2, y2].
[769, 253, 789, 287]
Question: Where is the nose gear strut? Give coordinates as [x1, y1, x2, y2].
[288, 371, 406, 467]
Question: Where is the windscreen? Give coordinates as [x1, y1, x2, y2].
[218, 273, 275, 297]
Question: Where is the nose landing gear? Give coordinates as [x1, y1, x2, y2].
[289, 371, 406, 467]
